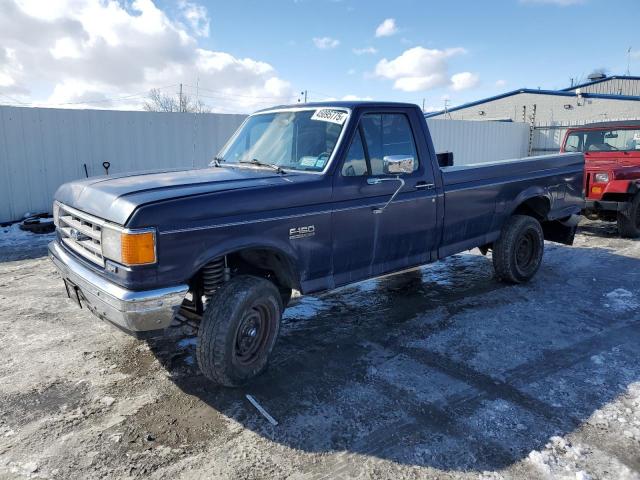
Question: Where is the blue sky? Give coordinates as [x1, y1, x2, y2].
[1, 0, 638, 112]
[173, 0, 640, 110]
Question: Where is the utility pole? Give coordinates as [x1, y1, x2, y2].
[299, 90, 307, 103]
[422, 98, 426, 113]
[179, 83, 183, 112]
[627, 47, 632, 76]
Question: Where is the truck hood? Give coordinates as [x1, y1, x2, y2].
[584, 152, 640, 169]
[54, 167, 291, 225]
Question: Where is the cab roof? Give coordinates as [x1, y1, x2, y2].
[255, 101, 420, 113]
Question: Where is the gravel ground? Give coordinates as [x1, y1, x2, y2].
[0, 220, 639, 480]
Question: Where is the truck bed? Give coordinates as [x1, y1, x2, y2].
[438, 153, 584, 258]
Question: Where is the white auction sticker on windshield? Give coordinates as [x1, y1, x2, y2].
[311, 109, 348, 125]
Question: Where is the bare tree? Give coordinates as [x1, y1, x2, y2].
[143, 88, 210, 113]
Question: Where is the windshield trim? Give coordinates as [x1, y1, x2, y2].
[212, 106, 353, 175]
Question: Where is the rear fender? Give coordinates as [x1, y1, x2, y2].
[509, 187, 552, 220]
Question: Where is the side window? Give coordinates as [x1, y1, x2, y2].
[360, 113, 419, 176]
[341, 131, 368, 177]
[564, 133, 581, 152]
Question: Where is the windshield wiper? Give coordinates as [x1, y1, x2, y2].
[239, 158, 286, 174]
[212, 156, 224, 167]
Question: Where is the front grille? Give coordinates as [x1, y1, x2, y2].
[57, 203, 105, 267]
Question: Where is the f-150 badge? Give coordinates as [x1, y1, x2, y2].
[289, 225, 315, 239]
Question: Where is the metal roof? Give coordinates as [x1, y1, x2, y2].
[561, 75, 640, 92]
[424, 88, 640, 118]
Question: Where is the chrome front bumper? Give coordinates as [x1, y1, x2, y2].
[48, 241, 188, 335]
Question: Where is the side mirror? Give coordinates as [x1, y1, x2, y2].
[382, 155, 414, 175]
[436, 152, 454, 168]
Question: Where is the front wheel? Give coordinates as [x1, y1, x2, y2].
[196, 275, 283, 387]
[617, 193, 640, 238]
[493, 215, 544, 284]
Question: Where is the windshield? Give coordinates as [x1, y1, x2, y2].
[216, 108, 349, 172]
[564, 128, 640, 153]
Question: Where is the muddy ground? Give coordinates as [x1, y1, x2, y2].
[1, 220, 639, 480]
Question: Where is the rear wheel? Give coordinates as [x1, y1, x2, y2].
[617, 193, 640, 238]
[493, 215, 544, 284]
[196, 275, 283, 387]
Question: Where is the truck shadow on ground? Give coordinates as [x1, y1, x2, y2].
[144, 244, 640, 473]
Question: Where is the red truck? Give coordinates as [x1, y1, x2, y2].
[561, 121, 640, 237]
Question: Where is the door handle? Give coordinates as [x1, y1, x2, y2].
[415, 182, 435, 190]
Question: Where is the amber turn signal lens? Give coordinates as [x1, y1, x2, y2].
[591, 186, 603, 195]
[121, 231, 156, 265]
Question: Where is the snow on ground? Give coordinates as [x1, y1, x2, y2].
[604, 288, 639, 312]
[1, 219, 639, 479]
[0, 223, 55, 262]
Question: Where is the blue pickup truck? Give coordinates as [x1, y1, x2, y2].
[49, 102, 584, 386]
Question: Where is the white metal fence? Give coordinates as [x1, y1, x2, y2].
[0, 106, 245, 223]
[1, 106, 533, 223]
[427, 119, 530, 165]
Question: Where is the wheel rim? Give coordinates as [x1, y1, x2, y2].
[234, 301, 276, 366]
[515, 230, 538, 271]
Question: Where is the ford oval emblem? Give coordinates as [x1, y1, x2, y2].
[70, 228, 89, 242]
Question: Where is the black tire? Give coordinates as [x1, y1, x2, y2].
[493, 215, 544, 284]
[617, 193, 640, 238]
[196, 275, 283, 387]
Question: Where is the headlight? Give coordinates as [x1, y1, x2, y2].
[52, 201, 61, 227]
[594, 172, 609, 183]
[101, 226, 156, 266]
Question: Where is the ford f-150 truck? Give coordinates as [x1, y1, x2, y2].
[560, 121, 640, 237]
[49, 102, 584, 386]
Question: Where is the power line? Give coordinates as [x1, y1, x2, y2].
[0, 84, 180, 108]
[182, 83, 295, 100]
[307, 89, 338, 100]
[47, 84, 180, 106]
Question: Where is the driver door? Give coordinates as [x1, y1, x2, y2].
[331, 109, 438, 286]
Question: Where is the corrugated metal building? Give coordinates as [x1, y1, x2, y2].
[426, 76, 640, 124]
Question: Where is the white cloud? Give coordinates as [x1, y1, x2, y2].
[520, 0, 585, 5]
[450, 72, 479, 91]
[313, 36, 340, 49]
[495, 79, 507, 87]
[0, 0, 293, 112]
[347, 68, 356, 75]
[375, 18, 397, 37]
[179, 1, 210, 37]
[352, 46, 378, 55]
[374, 46, 467, 92]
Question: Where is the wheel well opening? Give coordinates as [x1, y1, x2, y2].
[190, 248, 299, 308]
[513, 196, 551, 221]
[231, 248, 299, 292]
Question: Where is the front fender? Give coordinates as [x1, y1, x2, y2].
[157, 211, 333, 292]
[603, 179, 639, 196]
[191, 235, 301, 284]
